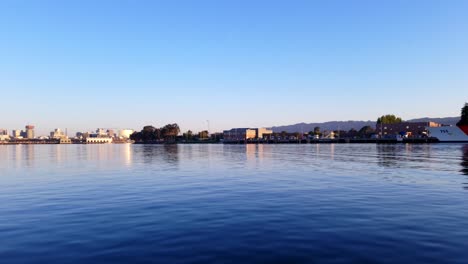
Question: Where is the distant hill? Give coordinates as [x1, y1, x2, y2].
[271, 117, 459, 133]
[406, 117, 459, 125]
[271, 121, 376, 133]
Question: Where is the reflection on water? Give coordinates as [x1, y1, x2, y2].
[2, 145, 36, 169]
[461, 145, 468, 176]
[376, 144, 401, 168]
[1, 143, 467, 180]
[134, 144, 179, 166]
[1, 144, 468, 264]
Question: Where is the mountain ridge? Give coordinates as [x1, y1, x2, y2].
[270, 117, 459, 133]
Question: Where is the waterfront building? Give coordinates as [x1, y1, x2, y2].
[198, 130, 209, 139]
[84, 128, 114, 143]
[96, 128, 107, 136]
[376, 122, 441, 138]
[86, 137, 113, 144]
[0, 129, 8, 141]
[107, 129, 115, 138]
[223, 128, 273, 141]
[118, 129, 135, 139]
[25, 125, 35, 139]
[59, 138, 72, 144]
[255, 128, 273, 139]
[223, 128, 256, 141]
[12, 130, 22, 138]
[50, 128, 66, 139]
[76, 132, 89, 139]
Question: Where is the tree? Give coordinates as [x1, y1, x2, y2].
[347, 128, 359, 138]
[129, 131, 140, 141]
[377, 115, 403, 124]
[272, 132, 279, 140]
[131, 123, 179, 143]
[280, 131, 287, 138]
[183, 130, 193, 141]
[154, 128, 161, 140]
[358, 126, 375, 138]
[198, 130, 209, 139]
[130, 125, 157, 142]
[332, 130, 338, 138]
[161, 123, 180, 141]
[142, 126, 155, 141]
[314, 126, 321, 136]
[457, 103, 468, 126]
[335, 130, 346, 138]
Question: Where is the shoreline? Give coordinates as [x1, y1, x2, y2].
[0, 138, 453, 145]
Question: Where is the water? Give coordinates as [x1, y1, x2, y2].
[1, 144, 468, 263]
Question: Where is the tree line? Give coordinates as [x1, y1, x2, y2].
[130, 124, 218, 143]
[130, 124, 180, 142]
[457, 104, 468, 126]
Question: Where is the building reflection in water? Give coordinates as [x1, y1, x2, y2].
[23, 145, 35, 168]
[7, 145, 36, 169]
[376, 144, 401, 168]
[89, 144, 134, 167]
[43, 144, 134, 168]
[245, 144, 265, 167]
[245, 144, 263, 159]
[122, 143, 132, 167]
[313, 144, 335, 160]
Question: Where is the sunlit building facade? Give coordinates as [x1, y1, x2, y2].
[223, 127, 273, 141]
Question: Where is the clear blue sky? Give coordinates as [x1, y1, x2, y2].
[1, 0, 467, 135]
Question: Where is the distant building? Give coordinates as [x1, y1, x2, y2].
[50, 128, 66, 139]
[223, 128, 256, 140]
[96, 128, 107, 136]
[223, 127, 272, 141]
[0, 129, 8, 141]
[84, 128, 113, 143]
[376, 122, 441, 138]
[76, 132, 87, 139]
[255, 128, 273, 138]
[25, 125, 35, 139]
[12, 130, 22, 138]
[198, 130, 209, 139]
[86, 137, 113, 144]
[107, 129, 115, 138]
[118, 129, 134, 139]
[59, 138, 72, 144]
[210, 132, 223, 140]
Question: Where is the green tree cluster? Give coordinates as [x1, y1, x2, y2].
[358, 126, 375, 138]
[377, 115, 403, 124]
[457, 103, 468, 126]
[131, 123, 180, 142]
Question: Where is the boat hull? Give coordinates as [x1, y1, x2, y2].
[427, 125, 468, 142]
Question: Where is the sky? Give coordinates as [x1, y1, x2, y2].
[1, 0, 468, 135]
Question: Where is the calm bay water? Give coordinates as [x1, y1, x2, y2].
[1, 143, 468, 263]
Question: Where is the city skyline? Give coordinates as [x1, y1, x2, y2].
[1, 0, 468, 134]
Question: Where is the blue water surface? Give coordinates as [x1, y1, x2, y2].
[1, 144, 468, 264]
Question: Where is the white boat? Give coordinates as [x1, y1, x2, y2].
[427, 125, 468, 142]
